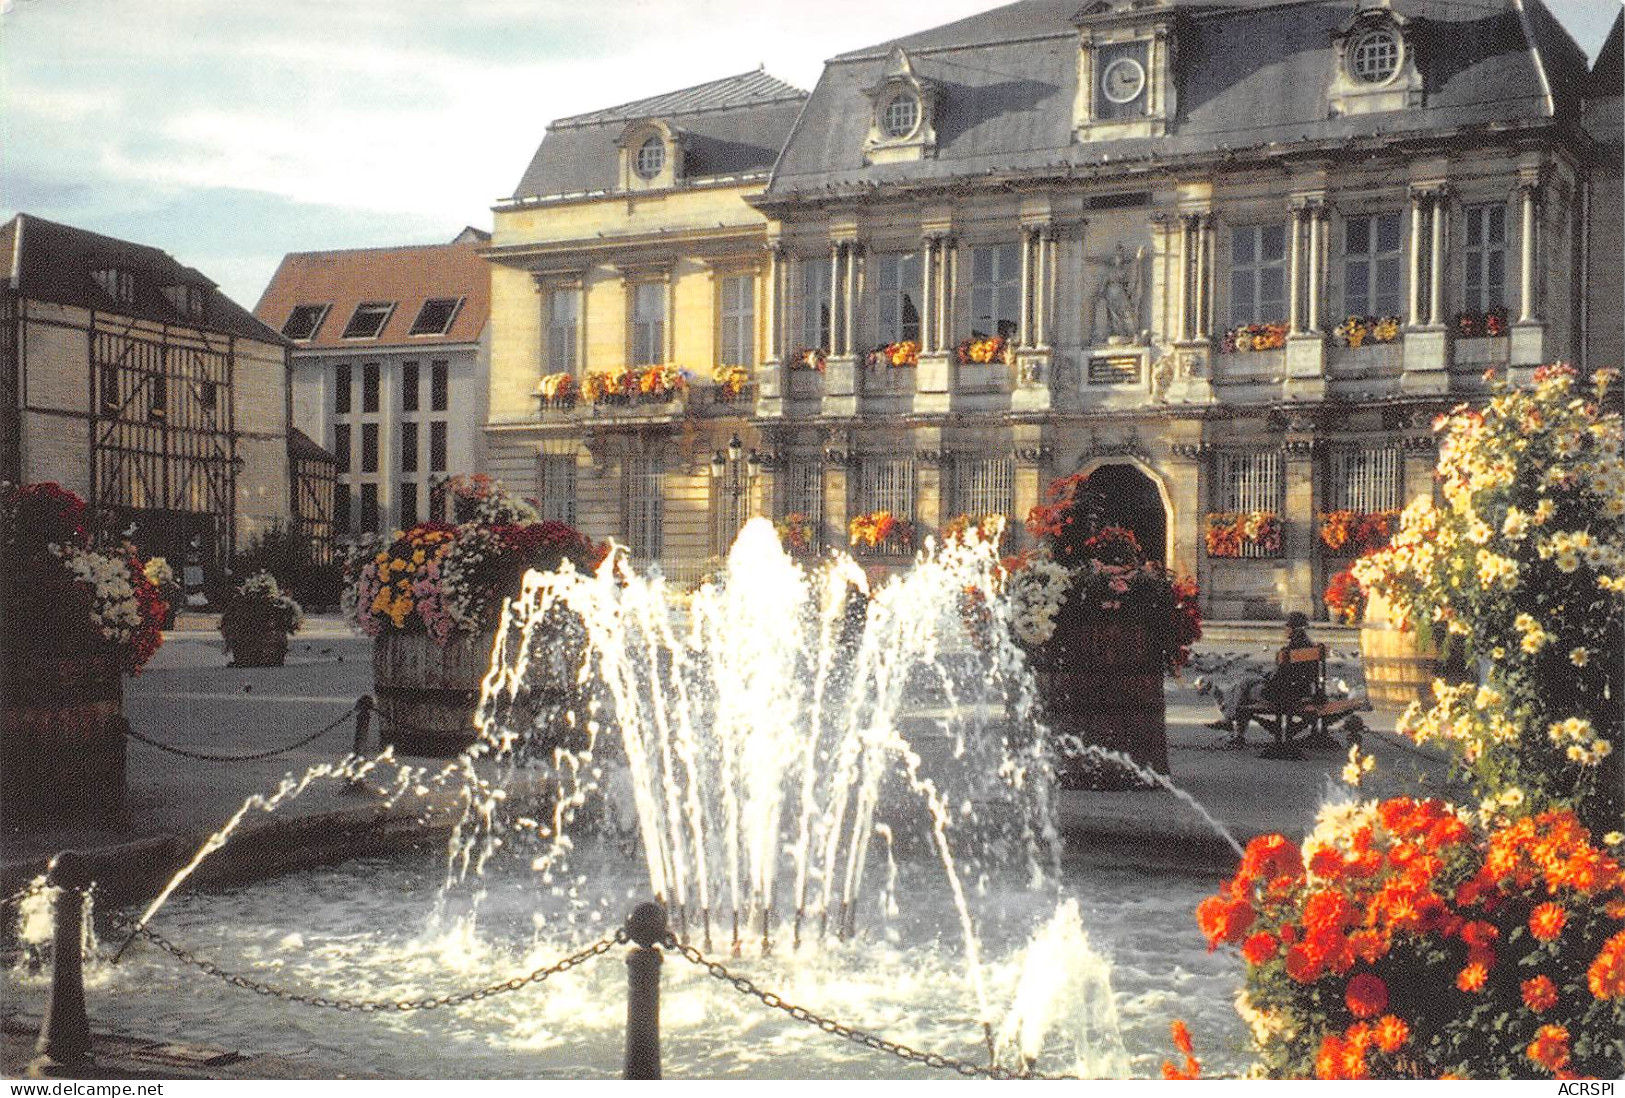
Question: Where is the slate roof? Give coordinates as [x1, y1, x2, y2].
[253, 236, 491, 351]
[508, 70, 808, 201]
[768, 0, 1591, 197]
[1, 213, 283, 344]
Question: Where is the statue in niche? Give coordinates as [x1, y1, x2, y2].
[1087, 243, 1147, 346]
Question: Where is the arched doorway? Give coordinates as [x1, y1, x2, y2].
[1083, 463, 1168, 565]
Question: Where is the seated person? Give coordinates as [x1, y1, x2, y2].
[1204, 612, 1319, 742]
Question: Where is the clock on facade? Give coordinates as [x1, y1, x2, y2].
[1101, 57, 1146, 104]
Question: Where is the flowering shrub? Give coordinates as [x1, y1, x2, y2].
[863, 341, 919, 369]
[1333, 315, 1403, 348]
[1199, 798, 1625, 1079]
[219, 571, 303, 647]
[355, 524, 457, 636]
[1222, 323, 1289, 354]
[1324, 567, 1366, 625]
[581, 365, 689, 404]
[538, 372, 576, 406]
[1352, 366, 1623, 828]
[941, 513, 1007, 549]
[1, 482, 167, 675]
[789, 347, 827, 372]
[1455, 308, 1509, 339]
[444, 474, 539, 526]
[848, 510, 913, 552]
[1205, 512, 1283, 558]
[1319, 509, 1401, 556]
[712, 364, 751, 400]
[955, 334, 1010, 365]
[774, 512, 816, 554]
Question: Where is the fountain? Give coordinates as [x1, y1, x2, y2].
[4, 520, 1249, 1078]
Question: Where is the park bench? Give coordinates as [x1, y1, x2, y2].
[1234, 644, 1371, 760]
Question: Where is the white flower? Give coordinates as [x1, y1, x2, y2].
[1570, 647, 1590, 667]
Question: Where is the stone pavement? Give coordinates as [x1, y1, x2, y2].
[0, 615, 1456, 1078]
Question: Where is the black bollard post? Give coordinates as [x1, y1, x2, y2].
[29, 851, 93, 1077]
[623, 900, 669, 1080]
[353, 695, 374, 757]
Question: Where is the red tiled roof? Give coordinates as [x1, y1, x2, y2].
[253, 238, 491, 350]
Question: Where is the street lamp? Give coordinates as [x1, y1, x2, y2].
[727, 433, 744, 464]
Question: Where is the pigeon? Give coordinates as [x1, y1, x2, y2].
[244, 684, 253, 693]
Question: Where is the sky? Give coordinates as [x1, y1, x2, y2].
[2, 0, 1619, 311]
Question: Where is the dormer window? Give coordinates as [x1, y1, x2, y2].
[342, 301, 395, 340]
[618, 121, 682, 191]
[1328, 10, 1422, 116]
[92, 267, 135, 307]
[408, 297, 463, 337]
[882, 94, 919, 139]
[1348, 27, 1401, 84]
[1072, 0, 1175, 141]
[282, 303, 331, 341]
[163, 282, 206, 321]
[863, 48, 938, 165]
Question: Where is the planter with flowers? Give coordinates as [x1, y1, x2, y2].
[789, 347, 827, 373]
[1006, 473, 1202, 789]
[941, 513, 1008, 550]
[712, 364, 751, 404]
[775, 512, 817, 555]
[353, 476, 602, 756]
[955, 334, 1011, 366]
[581, 365, 690, 410]
[1205, 511, 1284, 558]
[1322, 567, 1366, 625]
[863, 341, 919, 369]
[1454, 308, 1509, 340]
[1, 482, 168, 824]
[1221, 323, 1289, 354]
[848, 510, 914, 556]
[538, 371, 577, 411]
[219, 571, 304, 668]
[1319, 509, 1401, 558]
[1331, 315, 1403, 349]
[144, 556, 182, 628]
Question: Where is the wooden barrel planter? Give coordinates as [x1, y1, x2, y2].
[1036, 621, 1169, 791]
[227, 628, 289, 668]
[1, 648, 126, 825]
[372, 631, 495, 757]
[1359, 592, 1470, 711]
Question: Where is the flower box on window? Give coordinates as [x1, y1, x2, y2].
[537, 372, 577, 410]
[848, 510, 914, 555]
[863, 341, 919, 369]
[1221, 324, 1288, 354]
[1204, 511, 1283, 558]
[581, 365, 690, 407]
[1331, 315, 1403, 348]
[1318, 509, 1401, 556]
[789, 347, 827, 372]
[711, 365, 752, 404]
[774, 512, 817, 554]
[954, 334, 1011, 366]
[1454, 307, 1508, 339]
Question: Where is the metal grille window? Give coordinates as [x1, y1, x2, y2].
[876, 254, 923, 344]
[632, 282, 666, 366]
[1463, 204, 1507, 315]
[1217, 451, 1283, 559]
[801, 260, 832, 351]
[398, 482, 418, 528]
[538, 453, 577, 526]
[970, 244, 1021, 339]
[334, 365, 352, 415]
[361, 423, 379, 474]
[719, 274, 756, 366]
[429, 421, 447, 473]
[855, 457, 916, 552]
[710, 458, 751, 559]
[1229, 225, 1288, 327]
[622, 456, 664, 561]
[1344, 212, 1404, 319]
[548, 289, 579, 374]
[362, 364, 380, 413]
[431, 361, 448, 412]
[952, 456, 1013, 522]
[1327, 448, 1402, 512]
[400, 422, 418, 473]
[333, 423, 351, 471]
[780, 462, 824, 549]
[401, 363, 419, 412]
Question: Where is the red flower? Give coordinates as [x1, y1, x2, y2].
[1196, 896, 1255, 949]
[1589, 930, 1625, 1000]
[1522, 974, 1559, 1013]
[1529, 902, 1568, 942]
[1373, 1015, 1409, 1054]
[1304, 889, 1354, 932]
[1456, 961, 1489, 993]
[1241, 932, 1279, 965]
[1315, 1034, 1348, 1080]
[1458, 920, 1498, 949]
[1345, 972, 1388, 1018]
[1526, 1024, 1571, 1073]
[1285, 944, 1323, 984]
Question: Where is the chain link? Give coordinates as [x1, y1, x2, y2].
[123, 701, 360, 762]
[670, 941, 1074, 1080]
[114, 910, 623, 1012]
[0, 880, 49, 911]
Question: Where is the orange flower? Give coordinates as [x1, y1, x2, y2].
[1526, 1024, 1571, 1073]
[1588, 930, 1625, 1000]
[1160, 1020, 1201, 1079]
[1349, 929, 1389, 964]
[1522, 974, 1559, 1012]
[1456, 961, 1489, 993]
[1373, 1015, 1409, 1054]
[1459, 920, 1499, 949]
[1308, 846, 1345, 878]
[1345, 972, 1388, 1018]
[1305, 889, 1355, 932]
[1239, 834, 1304, 884]
[1285, 944, 1322, 984]
[1529, 902, 1568, 942]
[1315, 1034, 1348, 1080]
[1241, 932, 1279, 965]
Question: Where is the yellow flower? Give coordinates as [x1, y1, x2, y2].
[1570, 647, 1590, 667]
[1533, 498, 1556, 524]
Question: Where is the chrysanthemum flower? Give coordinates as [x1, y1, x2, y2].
[1529, 902, 1568, 942]
[1521, 974, 1559, 1013]
[1345, 972, 1388, 1018]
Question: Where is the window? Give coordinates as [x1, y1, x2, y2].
[334, 365, 352, 414]
[359, 484, 379, 534]
[1327, 448, 1403, 513]
[882, 94, 919, 138]
[429, 421, 447, 472]
[1229, 224, 1288, 327]
[401, 363, 419, 413]
[622, 455, 664, 561]
[408, 297, 462, 337]
[341, 302, 394, 339]
[198, 380, 218, 414]
[92, 268, 134, 307]
[400, 421, 418, 473]
[282, 304, 330, 341]
[163, 283, 205, 320]
[1349, 27, 1401, 84]
[970, 244, 1021, 339]
[539, 453, 577, 526]
[334, 488, 352, 535]
[1463, 204, 1507, 315]
[856, 456, 916, 524]
[875, 253, 923, 344]
[952, 456, 1014, 522]
[333, 423, 351, 471]
[632, 282, 666, 366]
[149, 375, 167, 420]
[1344, 213, 1404, 320]
[719, 274, 755, 366]
[801, 260, 832, 351]
[635, 137, 665, 180]
[398, 482, 419, 528]
[431, 361, 448, 411]
[710, 457, 751, 559]
[1217, 452, 1283, 559]
[548, 289, 580, 374]
[362, 363, 380, 413]
[100, 363, 120, 413]
[361, 423, 379, 473]
[781, 462, 823, 551]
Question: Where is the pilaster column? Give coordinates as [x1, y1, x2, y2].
[829, 243, 844, 355]
[766, 245, 783, 362]
[1175, 216, 1190, 341]
[1288, 205, 1305, 334]
[1407, 192, 1424, 328]
[848, 245, 863, 355]
[1428, 192, 1446, 326]
[1018, 228, 1033, 348]
[1306, 203, 1324, 334]
[1518, 182, 1539, 324]
[920, 236, 937, 353]
[1195, 214, 1214, 341]
[945, 238, 959, 348]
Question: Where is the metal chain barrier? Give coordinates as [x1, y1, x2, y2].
[122, 700, 360, 762]
[111, 909, 622, 1013]
[0, 880, 49, 911]
[669, 939, 1075, 1080]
